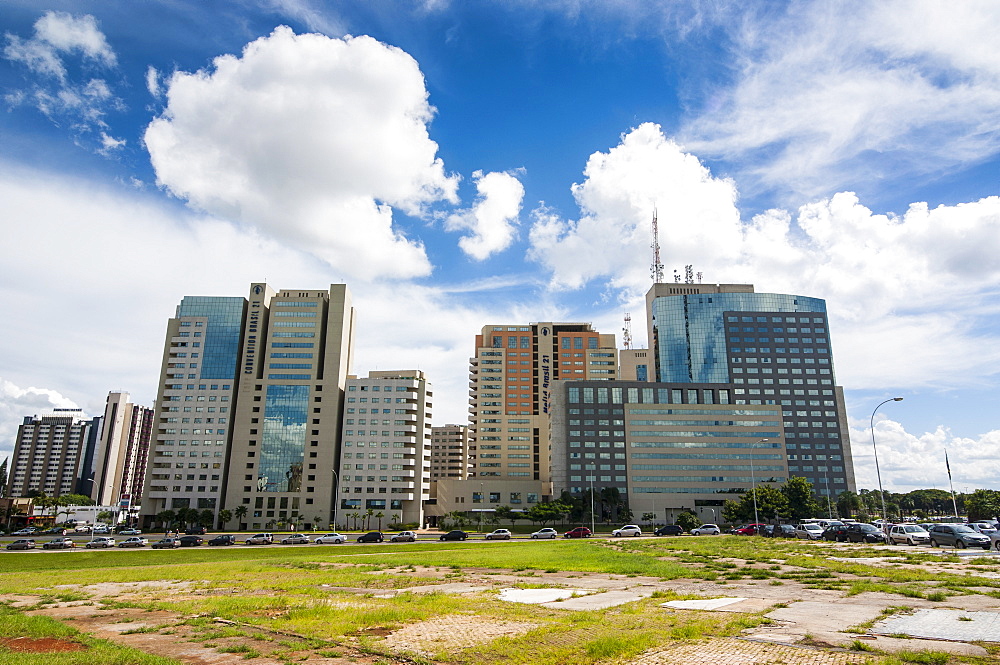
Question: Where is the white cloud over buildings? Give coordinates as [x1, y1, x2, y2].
[445, 170, 525, 260]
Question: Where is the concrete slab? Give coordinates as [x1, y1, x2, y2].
[400, 583, 493, 595]
[661, 597, 747, 611]
[542, 589, 653, 611]
[873, 608, 1000, 643]
[498, 588, 587, 604]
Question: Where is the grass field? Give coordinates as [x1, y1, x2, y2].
[1, 537, 998, 664]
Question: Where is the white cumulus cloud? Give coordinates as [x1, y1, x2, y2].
[144, 26, 459, 281]
[445, 169, 524, 260]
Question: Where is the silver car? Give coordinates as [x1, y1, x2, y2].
[691, 523, 721, 536]
[280, 534, 311, 544]
[314, 533, 345, 544]
[888, 524, 930, 546]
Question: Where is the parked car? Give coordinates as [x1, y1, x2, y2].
[439, 530, 469, 541]
[794, 523, 825, 540]
[314, 533, 346, 544]
[151, 538, 181, 549]
[390, 531, 417, 542]
[12, 527, 37, 536]
[654, 524, 684, 536]
[356, 531, 384, 543]
[185, 526, 207, 535]
[42, 537, 75, 550]
[244, 533, 274, 545]
[117, 528, 142, 536]
[991, 532, 1000, 552]
[966, 522, 998, 536]
[770, 524, 797, 538]
[86, 536, 116, 548]
[6, 539, 35, 550]
[732, 523, 766, 536]
[564, 526, 593, 538]
[928, 524, 990, 550]
[691, 523, 721, 536]
[611, 525, 642, 537]
[842, 523, 887, 544]
[118, 537, 148, 548]
[280, 534, 311, 545]
[208, 534, 238, 546]
[531, 528, 558, 539]
[888, 524, 930, 546]
[179, 535, 204, 547]
[485, 529, 512, 540]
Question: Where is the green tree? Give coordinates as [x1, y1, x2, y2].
[156, 509, 176, 531]
[494, 505, 519, 528]
[233, 505, 247, 528]
[965, 489, 1000, 522]
[723, 485, 788, 523]
[641, 512, 657, 526]
[96, 510, 114, 524]
[781, 477, 820, 521]
[836, 490, 862, 520]
[218, 509, 233, 528]
[524, 501, 569, 527]
[374, 510, 385, 530]
[199, 509, 214, 528]
[675, 511, 701, 532]
[59, 494, 95, 506]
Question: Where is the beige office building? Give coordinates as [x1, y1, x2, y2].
[339, 371, 432, 527]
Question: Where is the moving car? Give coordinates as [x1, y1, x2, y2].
[280, 534, 311, 544]
[6, 539, 35, 550]
[12, 527, 37, 536]
[440, 530, 469, 541]
[356, 531, 384, 543]
[208, 535, 237, 546]
[390, 531, 417, 542]
[179, 535, 204, 547]
[118, 528, 142, 536]
[691, 523, 721, 536]
[151, 538, 181, 549]
[888, 524, 930, 546]
[117, 537, 148, 548]
[86, 536, 116, 548]
[42, 537, 75, 549]
[244, 533, 274, 545]
[794, 523, 825, 540]
[485, 529, 512, 540]
[564, 527, 593, 538]
[314, 533, 346, 544]
[654, 524, 684, 536]
[73, 524, 92, 533]
[185, 526, 208, 535]
[611, 525, 642, 537]
[38, 527, 67, 536]
[928, 524, 990, 549]
[531, 528, 558, 539]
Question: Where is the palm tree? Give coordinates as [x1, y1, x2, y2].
[375, 511, 385, 530]
[233, 505, 247, 529]
[157, 509, 176, 532]
[350, 511, 361, 530]
[364, 508, 375, 530]
[218, 509, 232, 528]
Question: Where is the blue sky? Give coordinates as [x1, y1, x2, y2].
[2, 1, 1000, 495]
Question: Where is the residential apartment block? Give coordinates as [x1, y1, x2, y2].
[6, 409, 102, 498]
[92, 391, 153, 509]
[430, 424, 470, 480]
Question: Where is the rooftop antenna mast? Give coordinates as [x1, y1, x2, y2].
[623, 313, 633, 350]
[651, 208, 664, 284]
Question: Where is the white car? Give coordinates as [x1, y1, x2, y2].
[794, 523, 824, 540]
[117, 537, 148, 548]
[314, 533, 345, 544]
[485, 529, 512, 540]
[612, 525, 642, 537]
[530, 528, 558, 539]
[86, 536, 116, 548]
[888, 524, 930, 546]
[281, 534, 311, 544]
[691, 523, 721, 536]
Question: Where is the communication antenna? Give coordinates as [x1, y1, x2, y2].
[623, 313, 633, 350]
[696, 271, 703, 283]
[684, 265, 694, 284]
[650, 208, 664, 284]
[673, 269, 681, 283]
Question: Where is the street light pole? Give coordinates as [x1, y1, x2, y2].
[589, 467, 595, 533]
[478, 482, 483, 533]
[871, 397, 903, 529]
[331, 469, 339, 530]
[750, 438, 767, 526]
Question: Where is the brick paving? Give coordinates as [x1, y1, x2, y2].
[631, 639, 871, 665]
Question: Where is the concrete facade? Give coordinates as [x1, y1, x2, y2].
[92, 391, 153, 509]
[7, 410, 101, 498]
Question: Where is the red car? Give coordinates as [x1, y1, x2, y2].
[733, 523, 767, 535]
[564, 527, 593, 538]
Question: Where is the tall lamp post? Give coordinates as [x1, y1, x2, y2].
[871, 397, 903, 528]
[750, 439, 767, 526]
[330, 469, 339, 530]
[588, 466, 596, 533]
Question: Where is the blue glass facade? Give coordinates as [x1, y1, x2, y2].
[177, 297, 246, 379]
[258, 384, 309, 493]
[651, 292, 827, 383]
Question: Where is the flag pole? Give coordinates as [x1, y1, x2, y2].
[945, 449, 960, 519]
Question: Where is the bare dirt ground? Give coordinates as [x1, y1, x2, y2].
[4, 559, 999, 663]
